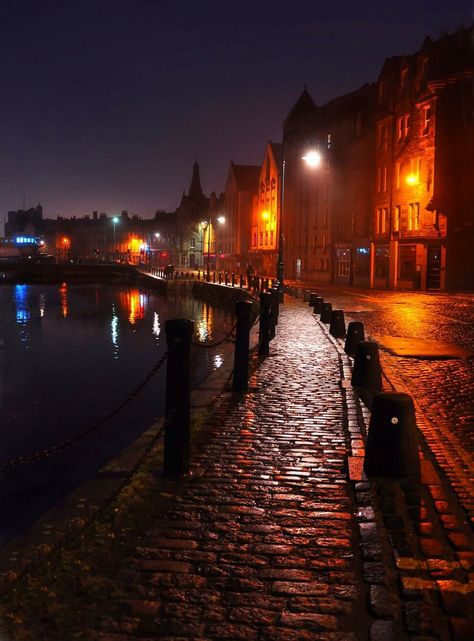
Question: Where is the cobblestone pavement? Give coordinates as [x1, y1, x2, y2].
[3, 296, 473, 640]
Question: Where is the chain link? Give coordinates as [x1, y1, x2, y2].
[191, 321, 237, 348]
[0, 351, 169, 471]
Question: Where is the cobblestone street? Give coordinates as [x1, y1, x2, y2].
[2, 294, 472, 641]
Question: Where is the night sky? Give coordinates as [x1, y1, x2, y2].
[1, 0, 472, 232]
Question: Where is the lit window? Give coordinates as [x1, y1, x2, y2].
[393, 205, 401, 232]
[422, 105, 432, 135]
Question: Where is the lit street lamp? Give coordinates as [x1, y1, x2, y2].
[201, 216, 225, 281]
[112, 216, 119, 258]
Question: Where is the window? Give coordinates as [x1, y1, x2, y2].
[382, 167, 387, 192]
[395, 162, 401, 189]
[377, 168, 381, 193]
[375, 246, 389, 279]
[393, 205, 401, 232]
[327, 133, 332, 149]
[259, 231, 263, 245]
[190, 237, 195, 248]
[397, 114, 411, 141]
[401, 68, 408, 90]
[397, 117, 404, 141]
[422, 105, 432, 134]
[408, 202, 420, 230]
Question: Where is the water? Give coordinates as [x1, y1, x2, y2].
[0, 283, 235, 544]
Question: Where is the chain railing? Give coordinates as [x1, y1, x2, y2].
[0, 351, 169, 471]
[191, 321, 237, 348]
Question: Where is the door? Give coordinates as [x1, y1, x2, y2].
[426, 246, 441, 290]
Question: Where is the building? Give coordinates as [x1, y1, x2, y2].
[220, 162, 260, 274]
[249, 142, 282, 276]
[281, 84, 375, 286]
[373, 26, 474, 291]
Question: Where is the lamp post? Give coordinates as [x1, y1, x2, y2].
[201, 216, 225, 282]
[112, 216, 119, 259]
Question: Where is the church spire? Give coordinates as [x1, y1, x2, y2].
[189, 161, 205, 202]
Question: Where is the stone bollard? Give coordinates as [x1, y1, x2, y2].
[309, 292, 318, 307]
[329, 310, 346, 338]
[258, 292, 272, 356]
[344, 321, 365, 356]
[364, 392, 420, 481]
[313, 297, 324, 314]
[351, 341, 382, 391]
[233, 300, 252, 391]
[320, 302, 332, 324]
[163, 319, 194, 476]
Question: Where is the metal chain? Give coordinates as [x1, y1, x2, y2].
[191, 321, 237, 348]
[0, 351, 169, 471]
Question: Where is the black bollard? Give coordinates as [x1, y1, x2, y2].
[309, 292, 317, 307]
[320, 302, 333, 324]
[313, 297, 324, 314]
[258, 292, 272, 356]
[364, 392, 420, 481]
[303, 290, 310, 302]
[163, 319, 194, 476]
[240, 274, 244, 288]
[233, 301, 253, 391]
[213, 271, 216, 283]
[231, 273, 235, 287]
[344, 321, 365, 355]
[329, 310, 346, 338]
[269, 287, 279, 338]
[218, 271, 222, 284]
[351, 341, 382, 391]
[225, 272, 228, 286]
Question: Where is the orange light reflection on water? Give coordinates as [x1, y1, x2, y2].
[118, 289, 147, 324]
[59, 283, 68, 318]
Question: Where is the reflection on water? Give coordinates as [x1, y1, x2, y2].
[0, 283, 235, 544]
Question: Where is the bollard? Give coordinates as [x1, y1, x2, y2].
[303, 290, 310, 302]
[344, 321, 365, 355]
[218, 271, 222, 284]
[225, 272, 228, 286]
[320, 302, 333, 324]
[233, 300, 253, 391]
[269, 287, 279, 338]
[258, 292, 272, 356]
[329, 310, 346, 338]
[240, 274, 244, 288]
[313, 297, 324, 314]
[231, 273, 235, 287]
[309, 292, 318, 307]
[213, 271, 216, 283]
[351, 341, 382, 391]
[163, 319, 194, 476]
[363, 392, 420, 481]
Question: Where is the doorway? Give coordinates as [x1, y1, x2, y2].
[426, 246, 441, 290]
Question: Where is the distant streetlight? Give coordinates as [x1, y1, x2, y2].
[202, 216, 225, 281]
[112, 217, 119, 257]
[302, 150, 322, 168]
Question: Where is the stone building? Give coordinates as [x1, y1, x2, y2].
[282, 85, 375, 286]
[373, 26, 474, 291]
[220, 162, 260, 274]
[249, 142, 282, 277]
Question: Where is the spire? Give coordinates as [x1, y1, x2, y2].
[189, 161, 205, 202]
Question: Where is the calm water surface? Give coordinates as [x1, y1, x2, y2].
[0, 283, 235, 544]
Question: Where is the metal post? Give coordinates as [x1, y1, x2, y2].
[163, 319, 194, 476]
[277, 154, 286, 291]
[233, 301, 253, 391]
[258, 292, 272, 356]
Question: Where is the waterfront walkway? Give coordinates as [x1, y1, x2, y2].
[1, 297, 473, 640]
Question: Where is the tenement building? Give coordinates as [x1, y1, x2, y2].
[373, 26, 474, 291]
[249, 142, 282, 276]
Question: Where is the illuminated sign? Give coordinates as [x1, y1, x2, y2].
[15, 236, 38, 245]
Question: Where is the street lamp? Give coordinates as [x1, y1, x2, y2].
[112, 217, 119, 259]
[201, 216, 225, 281]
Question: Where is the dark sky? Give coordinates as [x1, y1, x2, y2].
[1, 0, 472, 232]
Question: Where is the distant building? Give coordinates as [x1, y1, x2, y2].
[221, 162, 260, 274]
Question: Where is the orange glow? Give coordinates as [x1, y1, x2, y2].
[261, 211, 270, 220]
[59, 282, 68, 318]
[406, 173, 419, 186]
[119, 289, 146, 324]
[128, 237, 145, 253]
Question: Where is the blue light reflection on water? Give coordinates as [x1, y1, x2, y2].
[0, 283, 235, 544]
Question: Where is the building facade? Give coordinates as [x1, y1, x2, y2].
[373, 27, 474, 291]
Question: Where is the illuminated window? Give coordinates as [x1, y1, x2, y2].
[395, 162, 401, 189]
[422, 105, 432, 134]
[408, 202, 420, 230]
[382, 167, 387, 192]
[393, 205, 401, 232]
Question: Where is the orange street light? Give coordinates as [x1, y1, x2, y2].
[261, 210, 270, 220]
[406, 173, 419, 186]
[302, 150, 322, 167]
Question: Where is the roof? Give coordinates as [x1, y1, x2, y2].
[269, 141, 283, 169]
[230, 163, 260, 191]
[283, 87, 318, 129]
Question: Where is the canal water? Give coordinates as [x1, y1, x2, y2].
[0, 283, 235, 545]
